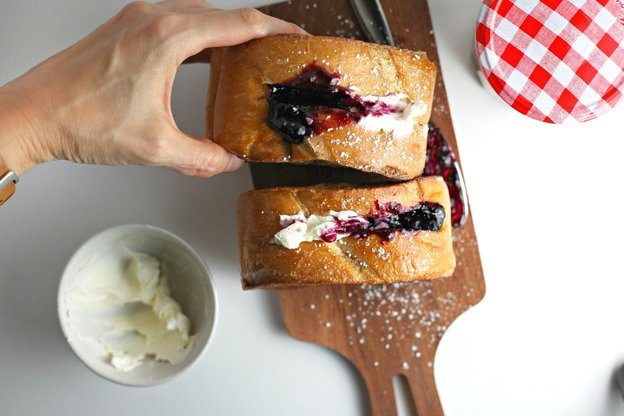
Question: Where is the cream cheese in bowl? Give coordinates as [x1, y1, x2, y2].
[58, 224, 217, 386]
[65, 249, 194, 372]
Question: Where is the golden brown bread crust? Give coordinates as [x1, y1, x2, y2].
[238, 177, 455, 289]
[207, 35, 437, 180]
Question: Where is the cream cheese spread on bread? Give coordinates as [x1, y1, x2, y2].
[357, 94, 427, 138]
[273, 210, 366, 249]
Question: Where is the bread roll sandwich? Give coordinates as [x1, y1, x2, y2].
[238, 177, 455, 289]
[207, 35, 437, 180]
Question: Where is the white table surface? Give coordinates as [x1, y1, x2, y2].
[2, 0, 624, 415]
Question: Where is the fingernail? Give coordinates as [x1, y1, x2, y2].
[225, 156, 244, 172]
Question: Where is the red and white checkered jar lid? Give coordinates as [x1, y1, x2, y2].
[476, 0, 624, 123]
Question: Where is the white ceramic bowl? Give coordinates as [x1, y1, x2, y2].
[58, 224, 218, 386]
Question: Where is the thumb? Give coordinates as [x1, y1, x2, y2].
[158, 130, 244, 178]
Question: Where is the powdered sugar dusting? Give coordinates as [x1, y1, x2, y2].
[296, 279, 481, 372]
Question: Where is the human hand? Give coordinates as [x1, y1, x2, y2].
[0, 0, 306, 176]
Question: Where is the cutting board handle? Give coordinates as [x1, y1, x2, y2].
[364, 369, 444, 416]
[405, 371, 444, 416]
[363, 374, 398, 415]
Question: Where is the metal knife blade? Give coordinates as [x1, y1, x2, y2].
[348, 0, 394, 46]
[348, 0, 470, 227]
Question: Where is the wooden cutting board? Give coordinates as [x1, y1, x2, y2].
[252, 1, 486, 414]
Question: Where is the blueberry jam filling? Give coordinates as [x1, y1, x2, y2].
[322, 201, 445, 243]
[266, 63, 405, 144]
[423, 123, 466, 228]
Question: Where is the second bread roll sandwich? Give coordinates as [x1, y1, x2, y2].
[207, 35, 437, 180]
[238, 177, 455, 289]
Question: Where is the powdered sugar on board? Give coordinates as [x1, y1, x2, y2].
[293, 277, 479, 371]
[287, 1, 362, 38]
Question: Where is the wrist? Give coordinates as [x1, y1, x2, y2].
[0, 84, 55, 175]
